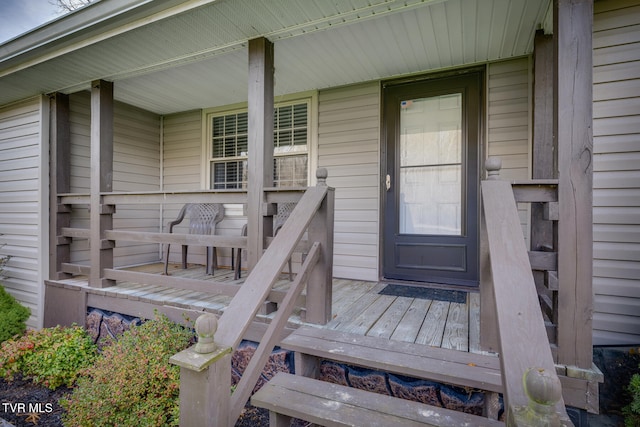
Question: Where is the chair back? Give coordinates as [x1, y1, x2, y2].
[274, 202, 296, 234]
[185, 203, 224, 235]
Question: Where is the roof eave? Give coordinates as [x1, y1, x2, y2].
[0, 0, 218, 75]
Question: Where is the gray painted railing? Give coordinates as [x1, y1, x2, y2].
[170, 169, 334, 426]
[482, 158, 573, 426]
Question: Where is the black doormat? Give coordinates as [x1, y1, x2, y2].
[379, 284, 467, 303]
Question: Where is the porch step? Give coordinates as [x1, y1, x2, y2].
[251, 372, 505, 427]
[279, 326, 503, 393]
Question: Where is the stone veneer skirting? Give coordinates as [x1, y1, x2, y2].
[85, 308, 498, 417]
[86, 308, 142, 349]
[319, 359, 493, 417]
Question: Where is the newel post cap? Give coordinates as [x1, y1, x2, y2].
[194, 313, 218, 354]
[316, 168, 328, 186]
[508, 367, 564, 427]
[524, 367, 562, 407]
[485, 157, 502, 180]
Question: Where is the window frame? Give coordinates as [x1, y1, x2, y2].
[202, 91, 318, 191]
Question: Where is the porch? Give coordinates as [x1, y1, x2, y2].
[46, 264, 482, 353]
[42, 148, 602, 427]
[45, 155, 601, 422]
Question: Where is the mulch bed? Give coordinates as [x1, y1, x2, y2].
[0, 376, 71, 427]
[1, 376, 310, 427]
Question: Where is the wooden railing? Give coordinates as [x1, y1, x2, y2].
[480, 158, 561, 356]
[481, 158, 573, 426]
[52, 184, 322, 305]
[169, 170, 334, 426]
[56, 189, 250, 279]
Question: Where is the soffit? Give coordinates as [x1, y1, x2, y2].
[0, 0, 551, 114]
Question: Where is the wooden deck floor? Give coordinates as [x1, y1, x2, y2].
[52, 263, 483, 354]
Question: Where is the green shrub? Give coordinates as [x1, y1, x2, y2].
[61, 314, 194, 427]
[0, 285, 30, 343]
[0, 325, 97, 389]
[624, 368, 640, 427]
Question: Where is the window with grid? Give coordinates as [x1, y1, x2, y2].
[209, 102, 309, 189]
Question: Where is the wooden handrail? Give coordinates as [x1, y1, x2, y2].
[170, 172, 334, 426]
[215, 184, 330, 349]
[104, 230, 247, 248]
[58, 188, 304, 206]
[481, 177, 573, 426]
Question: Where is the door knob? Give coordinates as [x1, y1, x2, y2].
[386, 174, 391, 191]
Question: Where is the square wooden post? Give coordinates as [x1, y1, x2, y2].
[479, 158, 501, 353]
[89, 80, 115, 288]
[554, 0, 594, 369]
[533, 30, 556, 183]
[247, 37, 274, 272]
[532, 29, 559, 350]
[48, 93, 72, 281]
[304, 170, 334, 325]
[171, 346, 232, 427]
[170, 313, 232, 427]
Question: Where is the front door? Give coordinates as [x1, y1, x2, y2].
[383, 72, 482, 286]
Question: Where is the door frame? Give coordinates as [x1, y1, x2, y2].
[379, 67, 485, 286]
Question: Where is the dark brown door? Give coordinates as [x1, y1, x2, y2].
[383, 72, 482, 286]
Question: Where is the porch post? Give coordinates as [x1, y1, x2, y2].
[305, 169, 335, 324]
[532, 30, 559, 351]
[89, 80, 115, 288]
[554, 0, 593, 369]
[49, 93, 72, 280]
[533, 29, 556, 182]
[247, 37, 275, 272]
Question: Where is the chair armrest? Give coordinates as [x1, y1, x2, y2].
[167, 204, 189, 233]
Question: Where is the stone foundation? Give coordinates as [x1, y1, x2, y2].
[319, 360, 493, 417]
[86, 308, 142, 349]
[231, 341, 295, 394]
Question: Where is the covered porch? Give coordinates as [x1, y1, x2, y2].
[2, 0, 600, 424]
[43, 155, 600, 425]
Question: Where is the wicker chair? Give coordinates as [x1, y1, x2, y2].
[164, 203, 224, 275]
[234, 202, 296, 280]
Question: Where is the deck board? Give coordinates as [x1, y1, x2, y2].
[325, 282, 386, 330]
[441, 302, 469, 351]
[366, 296, 413, 339]
[345, 294, 398, 335]
[468, 292, 482, 353]
[415, 300, 450, 347]
[50, 263, 483, 354]
[330, 280, 377, 317]
[389, 298, 431, 343]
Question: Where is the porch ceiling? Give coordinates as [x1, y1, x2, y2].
[0, 0, 551, 115]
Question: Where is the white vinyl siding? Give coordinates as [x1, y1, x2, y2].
[162, 110, 211, 267]
[318, 83, 380, 282]
[592, 0, 640, 345]
[0, 97, 47, 328]
[69, 92, 162, 267]
[163, 110, 203, 192]
[486, 58, 532, 242]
